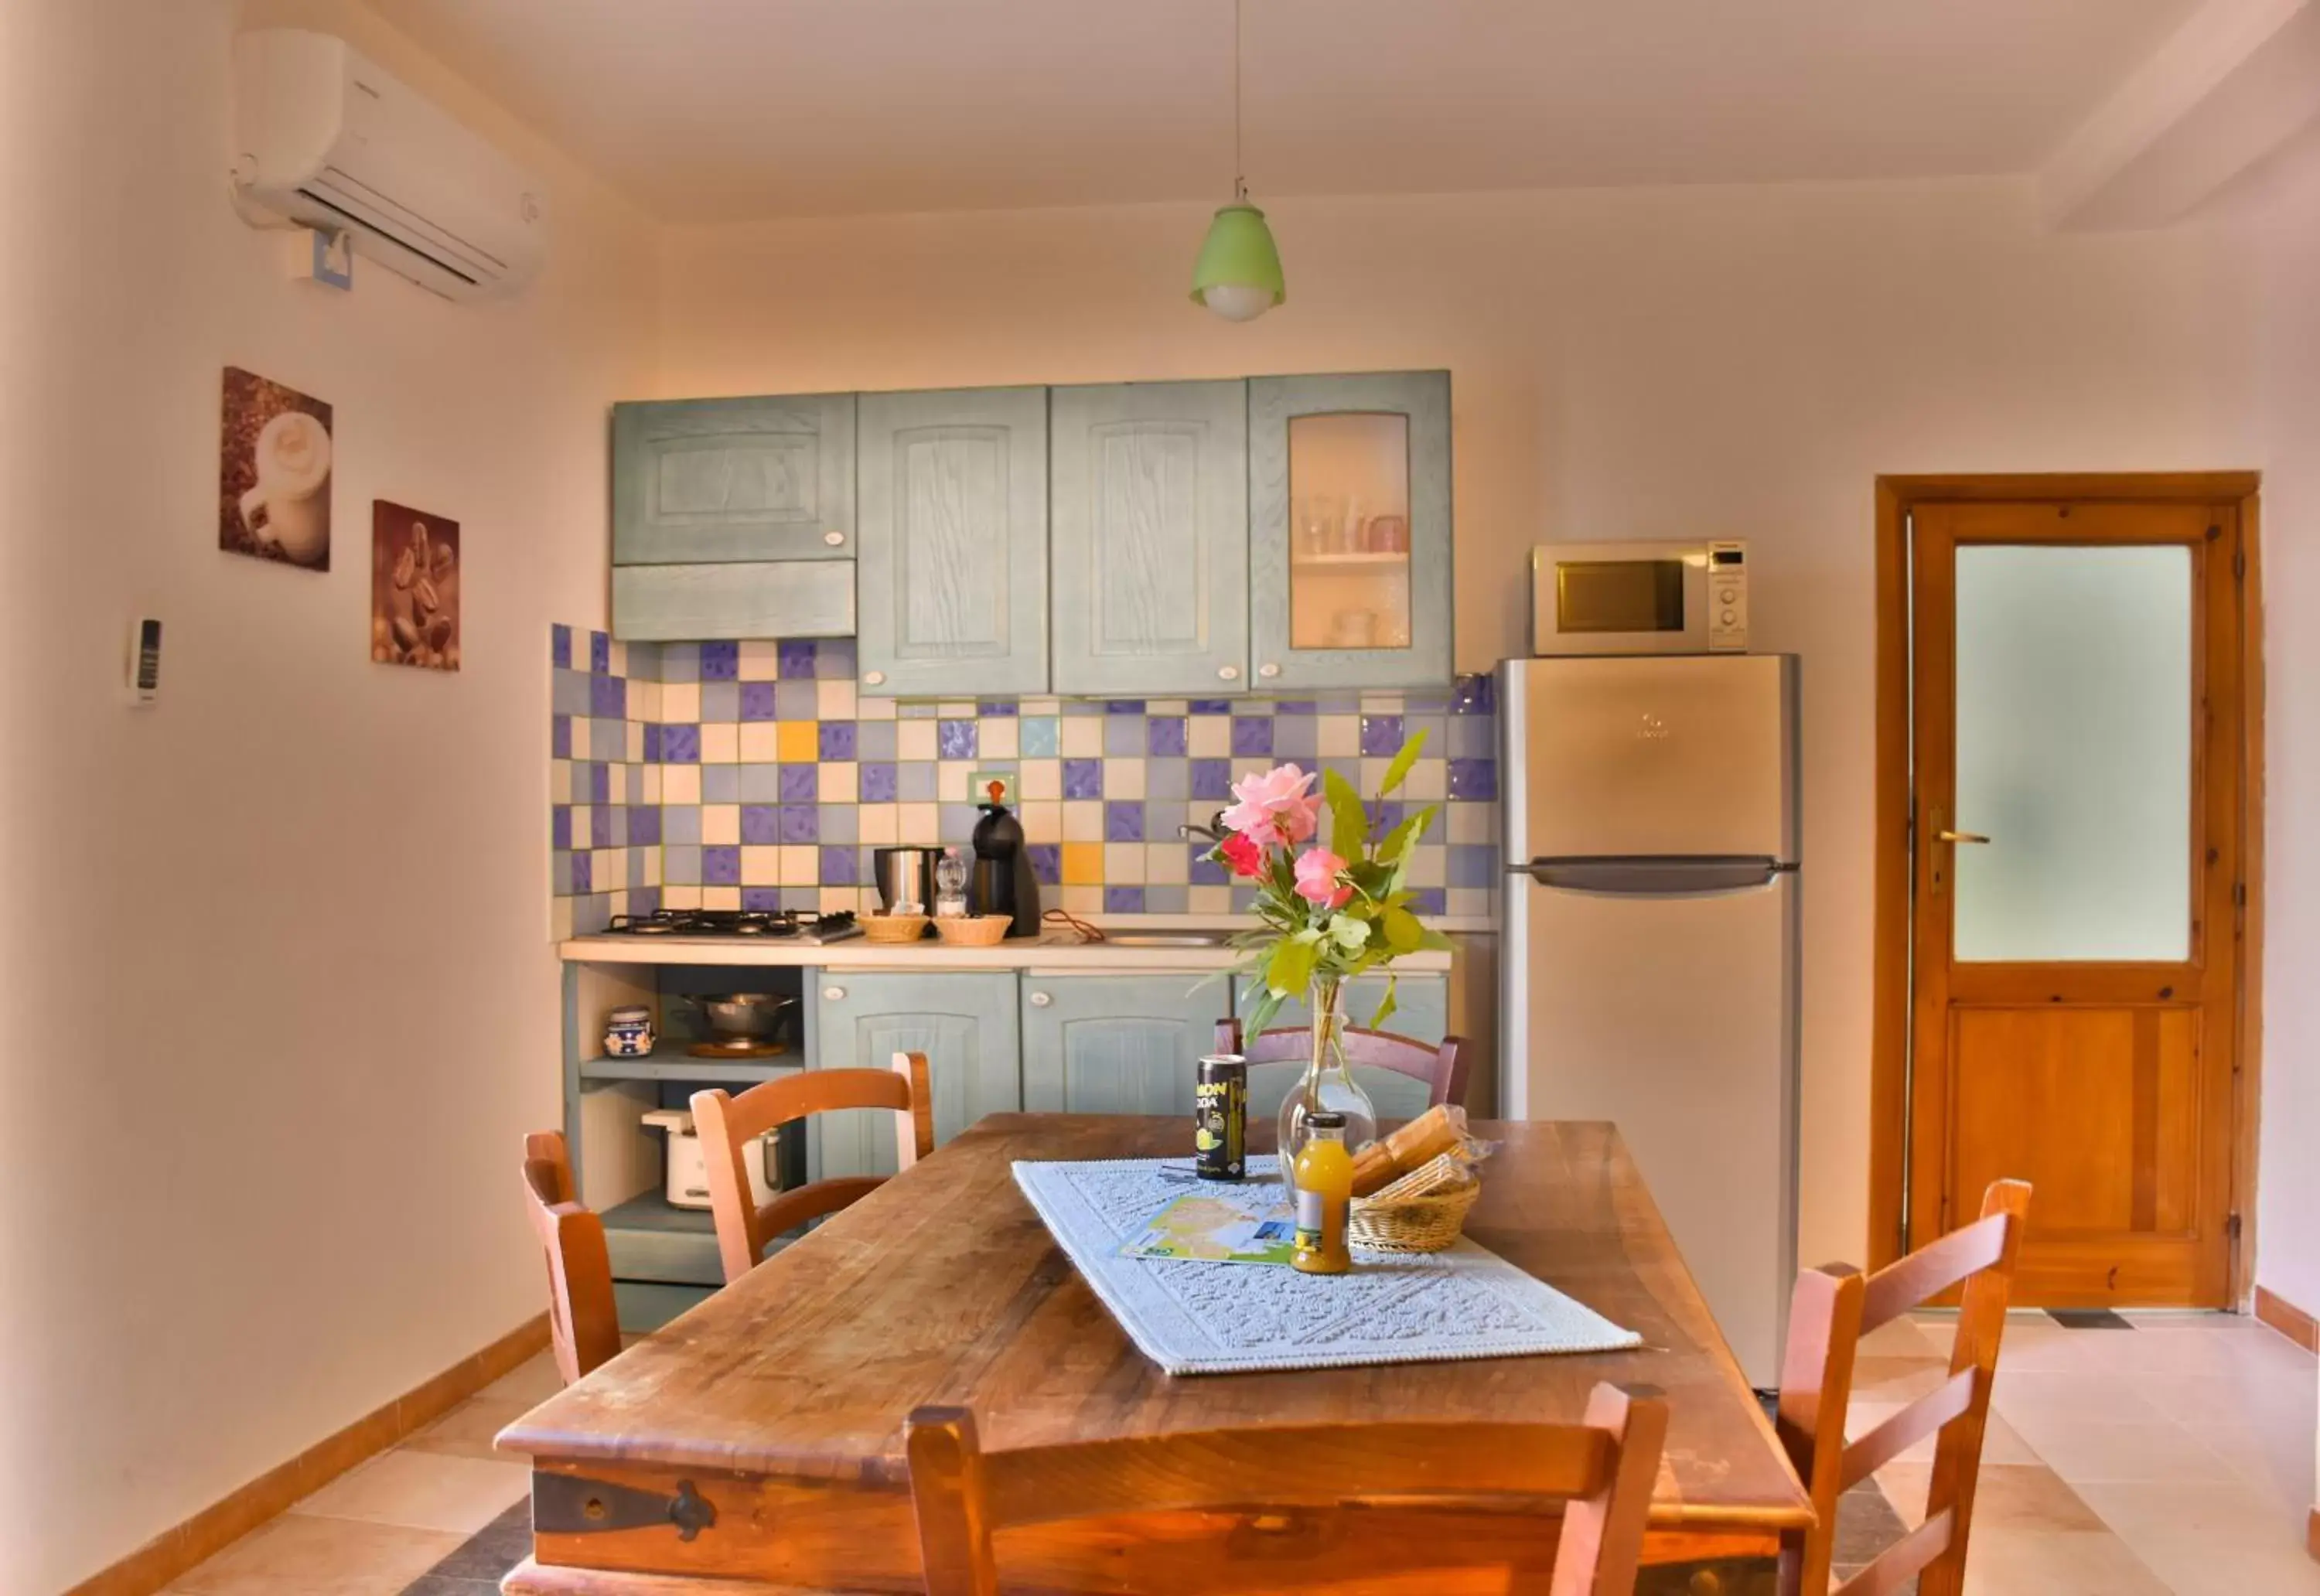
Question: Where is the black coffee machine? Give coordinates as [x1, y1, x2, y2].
[968, 780, 1041, 938]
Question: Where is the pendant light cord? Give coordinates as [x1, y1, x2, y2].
[1233, 0, 1247, 203]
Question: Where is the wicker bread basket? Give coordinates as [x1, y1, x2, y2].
[861, 913, 931, 944]
[1349, 1152, 1482, 1253]
[933, 913, 1012, 947]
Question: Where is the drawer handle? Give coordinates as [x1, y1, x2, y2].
[823, 985, 845, 1001]
[824, 530, 846, 546]
[1257, 663, 1281, 679]
[1029, 991, 1053, 1008]
[863, 671, 885, 687]
[1218, 665, 1240, 681]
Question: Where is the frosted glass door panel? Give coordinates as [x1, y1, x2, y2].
[1953, 544, 2191, 963]
[1287, 413, 1412, 651]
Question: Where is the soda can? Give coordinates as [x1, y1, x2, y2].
[1194, 1055, 1248, 1180]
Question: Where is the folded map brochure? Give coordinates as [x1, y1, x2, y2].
[1121, 1190, 1299, 1267]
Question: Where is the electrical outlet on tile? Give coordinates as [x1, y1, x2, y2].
[971, 770, 1018, 809]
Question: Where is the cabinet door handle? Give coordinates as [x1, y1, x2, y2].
[1257, 663, 1281, 679]
[822, 985, 845, 1001]
[862, 671, 885, 687]
[1218, 664, 1240, 681]
[1028, 991, 1053, 1008]
[823, 530, 846, 547]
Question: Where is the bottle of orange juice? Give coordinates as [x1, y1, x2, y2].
[1291, 1111, 1353, 1275]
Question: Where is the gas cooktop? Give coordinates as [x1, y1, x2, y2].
[599, 909, 862, 944]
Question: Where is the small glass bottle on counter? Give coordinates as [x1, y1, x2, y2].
[1291, 1110, 1353, 1275]
[933, 847, 971, 919]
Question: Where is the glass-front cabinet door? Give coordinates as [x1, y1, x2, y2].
[1249, 371, 1452, 691]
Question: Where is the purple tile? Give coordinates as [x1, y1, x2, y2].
[1370, 800, 1404, 835]
[819, 844, 858, 885]
[741, 804, 780, 845]
[1026, 843, 1062, 886]
[1360, 714, 1405, 757]
[739, 681, 779, 721]
[640, 722, 663, 762]
[816, 638, 857, 678]
[702, 845, 742, 886]
[977, 701, 1018, 717]
[1448, 757, 1499, 802]
[860, 762, 899, 802]
[1190, 758, 1234, 801]
[1452, 673, 1496, 716]
[551, 623, 572, 669]
[571, 851, 592, 894]
[699, 640, 739, 680]
[589, 762, 612, 803]
[552, 715, 571, 759]
[1104, 885, 1147, 913]
[779, 765, 820, 802]
[1414, 887, 1448, 916]
[1231, 716, 1274, 757]
[779, 804, 820, 843]
[590, 806, 612, 848]
[818, 721, 858, 761]
[1190, 849, 1228, 885]
[1274, 699, 1319, 714]
[629, 807, 663, 847]
[778, 639, 819, 679]
[1063, 759, 1104, 800]
[1104, 700, 1147, 714]
[660, 725, 700, 764]
[630, 887, 662, 917]
[1145, 717, 1188, 757]
[589, 674, 626, 718]
[937, 719, 979, 759]
[551, 807, 571, 849]
[589, 631, 610, 674]
[1104, 801, 1145, 841]
[1449, 844, 1496, 888]
[742, 887, 783, 912]
[1189, 699, 1233, 715]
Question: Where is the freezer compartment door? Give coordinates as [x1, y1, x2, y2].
[1499, 655, 1798, 864]
[1506, 871, 1798, 1386]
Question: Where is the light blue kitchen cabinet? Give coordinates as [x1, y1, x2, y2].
[856, 387, 1049, 697]
[1019, 973, 1232, 1115]
[611, 394, 857, 565]
[1049, 381, 1250, 696]
[1231, 973, 1451, 1124]
[611, 561, 855, 642]
[809, 971, 1022, 1178]
[1248, 371, 1453, 691]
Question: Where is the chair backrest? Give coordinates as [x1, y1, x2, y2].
[1776, 1179, 2032, 1596]
[1216, 1018, 1469, 1109]
[691, 1051, 934, 1284]
[520, 1130, 621, 1386]
[906, 1382, 1667, 1596]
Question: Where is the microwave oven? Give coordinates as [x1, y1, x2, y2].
[1530, 539, 1749, 655]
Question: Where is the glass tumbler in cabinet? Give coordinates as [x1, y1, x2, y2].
[1251, 372, 1452, 691]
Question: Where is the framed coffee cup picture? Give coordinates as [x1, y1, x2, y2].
[220, 367, 333, 571]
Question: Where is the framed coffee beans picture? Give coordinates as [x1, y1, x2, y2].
[370, 501, 461, 672]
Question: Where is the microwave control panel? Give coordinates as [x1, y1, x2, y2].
[1707, 542, 1749, 653]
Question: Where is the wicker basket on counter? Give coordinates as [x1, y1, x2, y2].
[1349, 1152, 1482, 1253]
[933, 914, 1012, 947]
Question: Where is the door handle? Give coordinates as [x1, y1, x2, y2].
[1937, 830, 1991, 845]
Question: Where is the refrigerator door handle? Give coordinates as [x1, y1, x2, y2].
[1523, 855, 1791, 894]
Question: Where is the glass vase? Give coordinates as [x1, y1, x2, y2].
[1274, 977, 1379, 1184]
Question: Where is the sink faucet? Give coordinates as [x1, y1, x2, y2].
[1179, 810, 1230, 846]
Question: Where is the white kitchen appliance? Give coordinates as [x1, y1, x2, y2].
[640, 1109, 781, 1212]
[1498, 653, 1799, 1386]
[1530, 539, 1748, 655]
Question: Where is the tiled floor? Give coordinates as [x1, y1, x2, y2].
[164, 1313, 2316, 1594]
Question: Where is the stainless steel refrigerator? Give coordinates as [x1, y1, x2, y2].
[1498, 654, 1800, 1387]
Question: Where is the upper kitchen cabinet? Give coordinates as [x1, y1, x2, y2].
[855, 387, 1049, 697]
[612, 394, 856, 565]
[1049, 381, 1250, 696]
[1248, 371, 1453, 691]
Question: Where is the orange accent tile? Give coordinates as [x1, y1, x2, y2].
[1062, 843, 1105, 885]
[776, 720, 820, 762]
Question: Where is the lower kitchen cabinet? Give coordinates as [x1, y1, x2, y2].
[1233, 973, 1451, 1124]
[1020, 973, 1231, 1115]
[810, 971, 1022, 1178]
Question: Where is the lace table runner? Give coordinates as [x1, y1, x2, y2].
[1013, 1157, 1643, 1377]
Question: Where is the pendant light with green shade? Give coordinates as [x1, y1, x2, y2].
[1190, 0, 1283, 321]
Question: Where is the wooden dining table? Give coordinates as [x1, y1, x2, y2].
[499, 1115, 1813, 1595]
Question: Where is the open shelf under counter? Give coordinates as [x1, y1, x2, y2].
[581, 1044, 803, 1087]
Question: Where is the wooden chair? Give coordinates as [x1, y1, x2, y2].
[1216, 1017, 1469, 1108]
[520, 1130, 621, 1386]
[1775, 1179, 2033, 1596]
[906, 1382, 1669, 1596]
[691, 1050, 934, 1284]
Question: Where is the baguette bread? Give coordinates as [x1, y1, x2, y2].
[1349, 1105, 1468, 1198]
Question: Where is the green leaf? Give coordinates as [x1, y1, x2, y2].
[1374, 803, 1438, 866]
[1265, 936, 1317, 998]
[1416, 926, 1455, 953]
[1379, 730, 1428, 797]
[1322, 767, 1366, 856]
[1368, 973, 1399, 1032]
[1381, 905, 1424, 953]
[1243, 986, 1284, 1042]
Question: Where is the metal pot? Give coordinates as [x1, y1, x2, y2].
[696, 992, 794, 1044]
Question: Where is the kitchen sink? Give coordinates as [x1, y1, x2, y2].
[1102, 932, 1233, 948]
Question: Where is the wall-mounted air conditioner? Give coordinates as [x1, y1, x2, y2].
[231, 29, 548, 301]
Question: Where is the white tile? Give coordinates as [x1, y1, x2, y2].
[740, 846, 780, 885]
[819, 763, 858, 803]
[641, 765, 662, 804]
[1189, 716, 1231, 757]
[980, 718, 1019, 759]
[661, 763, 701, 804]
[702, 885, 741, 910]
[897, 803, 940, 843]
[625, 723, 646, 762]
[1021, 697, 1062, 716]
[937, 700, 977, 718]
[1401, 757, 1448, 801]
[1360, 693, 1405, 714]
[819, 887, 858, 912]
[1146, 842, 1190, 884]
[607, 639, 628, 677]
[737, 639, 781, 680]
[1447, 800, 1496, 843]
[1317, 715, 1360, 757]
[549, 897, 574, 940]
[701, 804, 740, 845]
[937, 761, 973, 801]
[1446, 888, 1491, 919]
[858, 803, 898, 844]
[1021, 800, 1063, 843]
[856, 694, 897, 721]
[1063, 801, 1104, 842]
[660, 682, 701, 723]
[549, 759, 572, 803]
[1020, 759, 1062, 801]
[699, 722, 739, 763]
[816, 678, 857, 718]
[568, 804, 591, 841]
[662, 885, 701, 911]
[897, 720, 937, 760]
[292, 1451, 529, 1536]
[1061, 884, 1104, 913]
[1107, 758, 1146, 800]
[1104, 843, 1147, 882]
[606, 888, 628, 919]
[568, 720, 592, 759]
[738, 721, 781, 762]
[627, 679, 661, 722]
[779, 844, 818, 885]
[1405, 848, 1446, 887]
[640, 851, 661, 887]
[1189, 885, 1233, 914]
[1061, 717, 1105, 757]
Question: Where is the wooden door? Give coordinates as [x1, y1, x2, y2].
[809, 972, 1022, 1179]
[1019, 974, 1228, 1114]
[1249, 371, 1454, 691]
[1049, 380, 1250, 697]
[611, 394, 856, 564]
[856, 387, 1049, 698]
[1909, 500, 2243, 1307]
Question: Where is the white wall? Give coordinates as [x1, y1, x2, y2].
[0, 2, 653, 1589]
[655, 180, 2262, 1274]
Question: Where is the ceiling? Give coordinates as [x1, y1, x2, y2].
[372, 0, 2199, 223]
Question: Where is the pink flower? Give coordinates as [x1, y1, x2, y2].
[1293, 847, 1353, 909]
[1220, 764, 1319, 850]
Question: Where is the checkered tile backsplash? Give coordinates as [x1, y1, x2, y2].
[550, 626, 1501, 938]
